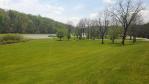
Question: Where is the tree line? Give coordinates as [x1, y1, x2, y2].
[60, 0, 148, 45]
[0, 8, 67, 34]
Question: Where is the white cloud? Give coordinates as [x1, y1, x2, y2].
[103, 0, 113, 4]
[103, 0, 116, 5]
[141, 10, 149, 23]
[57, 16, 81, 26]
[67, 17, 81, 25]
[89, 12, 99, 18]
[73, 4, 86, 11]
[141, 4, 149, 23]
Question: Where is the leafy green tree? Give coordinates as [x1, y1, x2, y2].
[108, 17, 122, 44]
[66, 21, 73, 40]
[0, 10, 4, 33]
[109, 26, 122, 44]
[67, 28, 71, 40]
[56, 32, 64, 41]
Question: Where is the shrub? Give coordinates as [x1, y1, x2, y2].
[0, 34, 23, 44]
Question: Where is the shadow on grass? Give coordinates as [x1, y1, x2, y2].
[99, 40, 139, 47]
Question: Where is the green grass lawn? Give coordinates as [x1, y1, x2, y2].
[0, 39, 149, 84]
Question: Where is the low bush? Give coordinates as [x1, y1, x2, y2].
[0, 34, 24, 44]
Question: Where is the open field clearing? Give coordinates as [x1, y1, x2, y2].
[0, 40, 149, 84]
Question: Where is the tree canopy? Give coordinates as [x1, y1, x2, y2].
[0, 8, 67, 34]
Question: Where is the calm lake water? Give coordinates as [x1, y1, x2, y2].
[22, 34, 56, 39]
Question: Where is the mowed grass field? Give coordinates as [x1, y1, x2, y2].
[0, 39, 149, 84]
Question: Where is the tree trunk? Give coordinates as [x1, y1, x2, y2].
[133, 35, 136, 43]
[87, 28, 90, 40]
[113, 39, 115, 44]
[101, 36, 104, 44]
[112, 38, 115, 44]
[130, 35, 132, 40]
[76, 35, 79, 39]
[122, 26, 128, 45]
[122, 30, 127, 45]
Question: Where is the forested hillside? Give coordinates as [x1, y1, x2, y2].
[0, 8, 67, 34]
[138, 23, 149, 38]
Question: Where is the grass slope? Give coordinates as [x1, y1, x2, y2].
[0, 40, 149, 84]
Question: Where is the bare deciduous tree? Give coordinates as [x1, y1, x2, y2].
[109, 0, 144, 45]
[77, 19, 86, 40]
[85, 19, 91, 40]
[89, 19, 98, 40]
[98, 11, 109, 44]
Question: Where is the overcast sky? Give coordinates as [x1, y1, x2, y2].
[0, 0, 149, 25]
